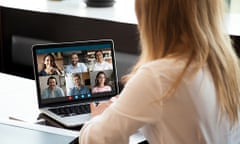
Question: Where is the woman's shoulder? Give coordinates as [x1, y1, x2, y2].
[141, 58, 187, 72]
[134, 58, 192, 83]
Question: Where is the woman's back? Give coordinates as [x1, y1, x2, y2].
[79, 0, 240, 143]
[138, 58, 240, 143]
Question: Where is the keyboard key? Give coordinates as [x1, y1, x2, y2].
[49, 104, 90, 117]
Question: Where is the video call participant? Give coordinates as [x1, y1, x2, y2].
[92, 71, 112, 94]
[92, 50, 113, 71]
[71, 74, 90, 96]
[39, 53, 62, 76]
[79, 0, 240, 143]
[65, 53, 88, 74]
[42, 76, 64, 99]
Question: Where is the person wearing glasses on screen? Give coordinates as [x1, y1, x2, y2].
[79, 0, 240, 143]
[92, 50, 113, 71]
[65, 53, 88, 74]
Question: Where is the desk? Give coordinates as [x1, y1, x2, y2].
[0, 119, 79, 144]
[0, 72, 39, 122]
[0, 73, 146, 144]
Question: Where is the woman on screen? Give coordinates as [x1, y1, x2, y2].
[92, 50, 113, 71]
[39, 53, 62, 76]
[92, 71, 112, 94]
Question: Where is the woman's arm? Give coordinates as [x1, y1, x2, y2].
[79, 67, 162, 143]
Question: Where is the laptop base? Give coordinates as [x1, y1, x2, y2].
[37, 113, 83, 131]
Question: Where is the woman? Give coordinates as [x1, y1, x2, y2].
[92, 71, 112, 94]
[39, 53, 62, 76]
[92, 50, 113, 71]
[79, 0, 240, 143]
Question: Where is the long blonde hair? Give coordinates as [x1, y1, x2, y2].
[122, 0, 240, 126]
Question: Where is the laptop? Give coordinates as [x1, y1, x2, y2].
[32, 39, 119, 128]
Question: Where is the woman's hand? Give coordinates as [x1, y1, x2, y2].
[90, 95, 119, 117]
[90, 101, 111, 117]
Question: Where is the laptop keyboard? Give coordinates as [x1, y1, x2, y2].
[49, 104, 91, 117]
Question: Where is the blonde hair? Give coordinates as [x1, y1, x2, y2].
[122, 0, 240, 126]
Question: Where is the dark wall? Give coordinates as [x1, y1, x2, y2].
[0, 7, 140, 79]
[1, 7, 240, 80]
[231, 35, 240, 57]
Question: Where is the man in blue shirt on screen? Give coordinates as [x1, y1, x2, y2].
[65, 53, 88, 74]
[42, 76, 64, 99]
[70, 73, 90, 97]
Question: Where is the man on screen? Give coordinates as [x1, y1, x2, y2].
[70, 74, 90, 96]
[42, 76, 65, 99]
[65, 53, 88, 74]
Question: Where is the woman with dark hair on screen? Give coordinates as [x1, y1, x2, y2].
[92, 71, 112, 94]
[79, 0, 240, 143]
[39, 53, 62, 76]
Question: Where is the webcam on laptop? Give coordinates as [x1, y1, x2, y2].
[85, 0, 115, 7]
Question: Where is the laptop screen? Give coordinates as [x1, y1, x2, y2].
[32, 40, 118, 108]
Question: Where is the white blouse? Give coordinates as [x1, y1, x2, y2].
[79, 58, 240, 144]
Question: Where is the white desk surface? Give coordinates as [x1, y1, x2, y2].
[0, 0, 137, 24]
[0, 119, 79, 144]
[0, 119, 79, 136]
[0, 73, 145, 143]
[0, 73, 39, 123]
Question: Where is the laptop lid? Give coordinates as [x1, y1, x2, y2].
[32, 39, 118, 109]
